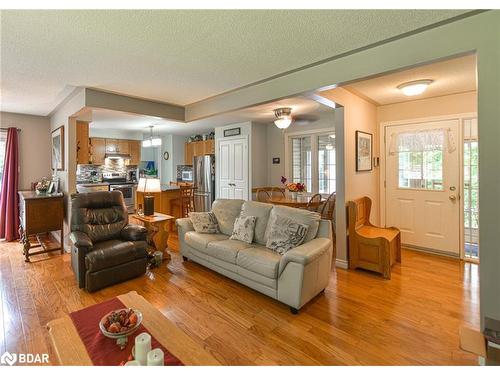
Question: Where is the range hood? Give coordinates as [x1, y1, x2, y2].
[105, 152, 131, 159]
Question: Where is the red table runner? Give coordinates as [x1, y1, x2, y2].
[69, 297, 183, 366]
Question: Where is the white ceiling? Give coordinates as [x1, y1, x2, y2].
[1, 9, 472, 116]
[344, 54, 477, 105]
[90, 96, 328, 135]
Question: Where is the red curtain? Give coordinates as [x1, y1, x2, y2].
[0, 128, 19, 241]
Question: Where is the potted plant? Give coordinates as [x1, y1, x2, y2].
[35, 177, 51, 195]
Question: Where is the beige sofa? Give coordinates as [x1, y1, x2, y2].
[176, 199, 333, 313]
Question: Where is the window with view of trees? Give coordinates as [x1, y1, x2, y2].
[463, 118, 479, 260]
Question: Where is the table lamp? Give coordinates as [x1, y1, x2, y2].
[137, 177, 161, 216]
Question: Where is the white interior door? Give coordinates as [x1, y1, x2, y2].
[385, 120, 460, 255]
[218, 138, 249, 200]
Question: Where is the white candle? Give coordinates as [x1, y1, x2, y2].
[124, 360, 141, 366]
[134, 333, 151, 365]
[147, 348, 164, 366]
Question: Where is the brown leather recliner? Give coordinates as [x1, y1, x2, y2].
[70, 191, 148, 292]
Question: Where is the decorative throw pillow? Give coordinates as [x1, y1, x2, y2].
[230, 215, 257, 244]
[189, 212, 219, 234]
[266, 215, 309, 254]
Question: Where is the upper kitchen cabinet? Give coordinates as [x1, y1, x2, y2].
[90, 138, 106, 165]
[128, 140, 141, 165]
[105, 138, 119, 153]
[184, 139, 215, 165]
[118, 139, 130, 154]
[76, 121, 90, 164]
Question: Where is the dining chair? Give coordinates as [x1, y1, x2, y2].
[256, 189, 272, 203]
[306, 193, 322, 211]
[270, 187, 286, 198]
[171, 186, 196, 217]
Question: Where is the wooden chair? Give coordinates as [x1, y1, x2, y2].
[306, 193, 322, 211]
[256, 189, 272, 203]
[348, 196, 401, 279]
[171, 186, 196, 218]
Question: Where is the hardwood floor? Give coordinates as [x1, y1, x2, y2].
[0, 236, 479, 365]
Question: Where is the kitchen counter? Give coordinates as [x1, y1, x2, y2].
[136, 188, 182, 231]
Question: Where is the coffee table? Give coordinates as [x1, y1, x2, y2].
[46, 291, 220, 365]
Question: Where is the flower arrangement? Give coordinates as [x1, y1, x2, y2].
[35, 177, 51, 194]
[280, 176, 306, 193]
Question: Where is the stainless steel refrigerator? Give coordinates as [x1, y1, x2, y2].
[193, 155, 215, 212]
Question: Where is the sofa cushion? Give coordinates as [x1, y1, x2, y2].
[207, 239, 253, 264]
[237, 246, 282, 279]
[230, 215, 257, 244]
[211, 199, 244, 236]
[188, 212, 219, 233]
[265, 205, 321, 244]
[240, 201, 273, 245]
[85, 240, 148, 272]
[266, 215, 309, 255]
[184, 232, 229, 252]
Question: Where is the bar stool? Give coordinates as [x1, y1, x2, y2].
[171, 186, 196, 218]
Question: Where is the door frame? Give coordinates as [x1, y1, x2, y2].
[379, 112, 477, 259]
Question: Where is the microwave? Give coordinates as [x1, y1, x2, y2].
[181, 170, 193, 182]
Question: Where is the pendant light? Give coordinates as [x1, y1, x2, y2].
[142, 125, 162, 147]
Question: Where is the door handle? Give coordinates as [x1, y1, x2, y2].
[449, 195, 457, 202]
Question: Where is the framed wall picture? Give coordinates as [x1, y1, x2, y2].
[223, 127, 241, 137]
[51, 126, 65, 171]
[356, 130, 373, 172]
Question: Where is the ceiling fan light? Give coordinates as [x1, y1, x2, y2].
[274, 116, 292, 129]
[274, 107, 293, 129]
[325, 143, 334, 150]
[397, 79, 433, 96]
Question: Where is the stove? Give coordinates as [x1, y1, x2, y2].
[102, 172, 137, 213]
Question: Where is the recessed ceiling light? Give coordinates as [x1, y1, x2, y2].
[397, 79, 433, 96]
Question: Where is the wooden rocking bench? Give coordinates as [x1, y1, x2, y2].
[348, 196, 401, 279]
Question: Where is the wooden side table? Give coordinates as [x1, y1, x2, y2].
[18, 191, 64, 262]
[132, 212, 175, 262]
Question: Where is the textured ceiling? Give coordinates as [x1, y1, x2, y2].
[344, 54, 477, 105]
[1, 9, 472, 116]
[91, 96, 327, 135]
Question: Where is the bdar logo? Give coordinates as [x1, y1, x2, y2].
[0, 351, 17, 366]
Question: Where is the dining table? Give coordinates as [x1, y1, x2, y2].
[267, 194, 321, 209]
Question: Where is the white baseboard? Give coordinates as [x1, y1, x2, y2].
[335, 259, 349, 269]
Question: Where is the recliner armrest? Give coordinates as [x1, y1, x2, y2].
[278, 237, 331, 275]
[70, 231, 93, 248]
[121, 224, 147, 241]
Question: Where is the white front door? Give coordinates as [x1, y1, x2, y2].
[218, 137, 249, 200]
[385, 120, 460, 255]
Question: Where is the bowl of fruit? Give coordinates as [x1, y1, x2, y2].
[99, 308, 143, 349]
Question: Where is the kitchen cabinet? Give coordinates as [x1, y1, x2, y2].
[184, 142, 195, 165]
[90, 138, 106, 165]
[184, 140, 215, 165]
[204, 139, 215, 155]
[129, 140, 141, 165]
[118, 139, 130, 154]
[105, 139, 119, 153]
[76, 121, 90, 164]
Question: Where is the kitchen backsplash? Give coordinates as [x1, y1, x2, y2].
[77, 159, 137, 181]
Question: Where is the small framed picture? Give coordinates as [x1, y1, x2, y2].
[48, 182, 55, 194]
[224, 127, 241, 137]
[51, 126, 65, 171]
[356, 131, 373, 172]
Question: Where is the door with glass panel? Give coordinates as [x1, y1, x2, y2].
[385, 120, 460, 255]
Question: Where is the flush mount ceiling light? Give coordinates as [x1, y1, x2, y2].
[274, 107, 293, 129]
[397, 79, 433, 96]
[142, 125, 162, 148]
